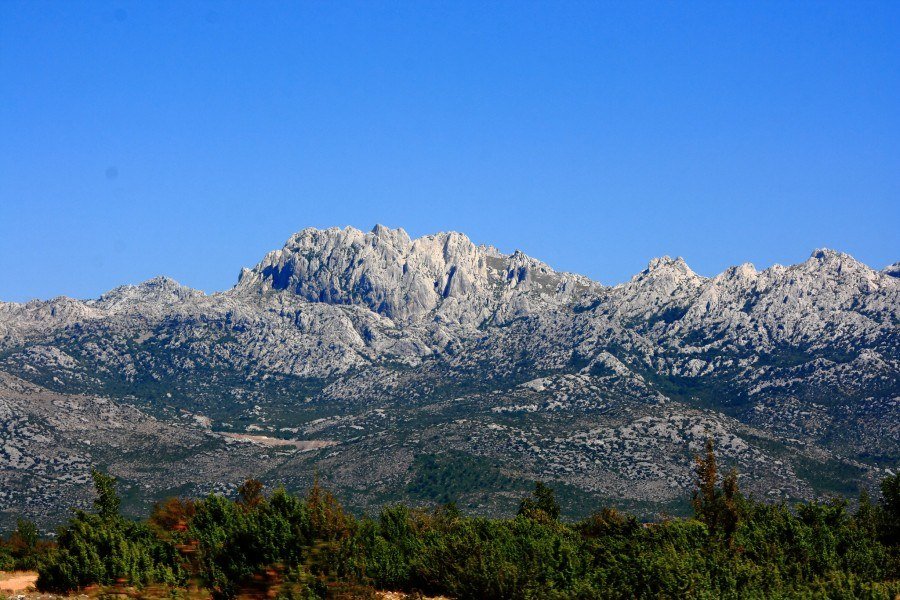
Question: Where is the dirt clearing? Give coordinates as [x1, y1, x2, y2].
[0, 571, 37, 593]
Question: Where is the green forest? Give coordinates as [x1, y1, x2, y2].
[3, 441, 899, 599]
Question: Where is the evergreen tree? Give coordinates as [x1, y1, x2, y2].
[38, 471, 184, 592]
[8, 519, 41, 570]
[91, 469, 120, 520]
[518, 481, 561, 521]
[879, 472, 900, 546]
[691, 438, 743, 544]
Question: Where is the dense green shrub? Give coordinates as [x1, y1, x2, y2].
[33, 450, 900, 599]
[0, 542, 12, 571]
[188, 479, 359, 599]
[36, 511, 186, 591]
[36, 471, 186, 592]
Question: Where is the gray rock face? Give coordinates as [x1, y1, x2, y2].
[0, 226, 897, 528]
[235, 225, 596, 325]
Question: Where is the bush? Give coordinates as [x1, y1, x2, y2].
[33, 456, 900, 598]
[37, 471, 185, 592]
[0, 519, 50, 571]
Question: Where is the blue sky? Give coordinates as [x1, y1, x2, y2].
[1, 1, 898, 301]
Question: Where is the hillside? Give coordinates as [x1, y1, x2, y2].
[1, 225, 897, 528]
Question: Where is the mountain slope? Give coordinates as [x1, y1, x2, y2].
[0, 225, 897, 528]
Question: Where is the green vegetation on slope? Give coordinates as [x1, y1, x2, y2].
[17, 443, 900, 599]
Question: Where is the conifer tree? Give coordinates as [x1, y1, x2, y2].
[518, 481, 561, 521]
[91, 469, 121, 520]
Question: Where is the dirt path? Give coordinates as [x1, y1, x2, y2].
[0, 574, 449, 599]
[0, 571, 38, 592]
[376, 593, 450, 600]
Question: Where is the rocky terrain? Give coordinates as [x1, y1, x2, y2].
[0, 225, 897, 529]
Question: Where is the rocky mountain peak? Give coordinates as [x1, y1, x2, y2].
[803, 248, 868, 274]
[626, 256, 704, 294]
[789, 248, 893, 294]
[884, 262, 900, 278]
[91, 276, 203, 312]
[233, 226, 589, 324]
[371, 222, 408, 238]
[643, 256, 698, 278]
[716, 263, 759, 282]
[809, 248, 846, 261]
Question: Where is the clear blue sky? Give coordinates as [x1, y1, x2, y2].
[1, 1, 898, 301]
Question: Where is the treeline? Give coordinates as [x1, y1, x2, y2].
[12, 442, 900, 599]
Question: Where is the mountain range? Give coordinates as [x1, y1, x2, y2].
[1, 225, 898, 528]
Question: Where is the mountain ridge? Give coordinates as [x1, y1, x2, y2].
[0, 225, 897, 529]
[7, 225, 894, 306]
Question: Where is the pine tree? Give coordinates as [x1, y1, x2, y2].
[91, 470, 121, 520]
[692, 438, 719, 530]
[518, 481, 561, 521]
[878, 472, 900, 545]
[692, 438, 743, 543]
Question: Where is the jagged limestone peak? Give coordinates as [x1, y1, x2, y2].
[638, 256, 702, 282]
[804, 248, 869, 273]
[233, 226, 590, 323]
[92, 276, 203, 311]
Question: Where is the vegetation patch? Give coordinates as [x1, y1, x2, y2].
[9, 442, 899, 599]
[405, 452, 526, 508]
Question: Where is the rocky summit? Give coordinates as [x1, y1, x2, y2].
[0, 225, 897, 528]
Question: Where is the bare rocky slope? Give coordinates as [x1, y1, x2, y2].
[0, 225, 897, 529]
